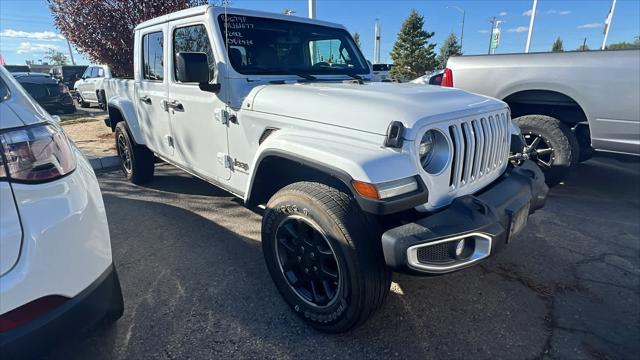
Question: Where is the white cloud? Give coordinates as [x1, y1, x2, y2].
[499, 11, 508, 16]
[16, 42, 58, 54]
[508, 26, 529, 33]
[0, 29, 64, 41]
[478, 29, 490, 34]
[523, 9, 533, 16]
[547, 9, 571, 15]
[577, 23, 603, 29]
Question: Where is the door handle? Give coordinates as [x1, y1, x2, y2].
[166, 100, 184, 111]
[139, 96, 152, 105]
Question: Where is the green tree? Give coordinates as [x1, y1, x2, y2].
[552, 37, 564, 52]
[606, 39, 640, 50]
[436, 33, 462, 69]
[389, 9, 437, 80]
[45, 48, 68, 65]
[352, 32, 362, 50]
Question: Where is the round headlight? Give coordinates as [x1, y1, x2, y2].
[418, 129, 450, 174]
[419, 130, 435, 167]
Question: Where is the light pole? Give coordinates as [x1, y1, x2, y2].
[446, 5, 465, 52]
[525, 0, 538, 53]
[308, 0, 316, 19]
[601, 0, 617, 50]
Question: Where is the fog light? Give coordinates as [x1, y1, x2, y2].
[455, 239, 465, 257]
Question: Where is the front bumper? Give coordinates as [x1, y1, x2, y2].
[382, 160, 548, 275]
[0, 264, 124, 359]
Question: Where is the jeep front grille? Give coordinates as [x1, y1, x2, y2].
[448, 112, 510, 189]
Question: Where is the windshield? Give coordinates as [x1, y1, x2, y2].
[62, 66, 87, 78]
[218, 14, 369, 76]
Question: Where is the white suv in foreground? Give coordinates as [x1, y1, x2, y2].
[0, 66, 123, 357]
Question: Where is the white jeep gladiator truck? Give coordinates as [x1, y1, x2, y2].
[104, 5, 548, 332]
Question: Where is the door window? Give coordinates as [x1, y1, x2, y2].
[89, 67, 98, 78]
[173, 24, 216, 82]
[142, 31, 164, 81]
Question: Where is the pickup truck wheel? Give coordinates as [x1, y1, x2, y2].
[262, 182, 391, 333]
[115, 122, 154, 184]
[78, 94, 90, 108]
[515, 115, 579, 186]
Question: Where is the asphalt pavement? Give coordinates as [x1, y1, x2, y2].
[47, 154, 639, 359]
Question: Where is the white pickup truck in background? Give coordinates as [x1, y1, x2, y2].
[102, 5, 547, 332]
[74, 64, 112, 109]
[443, 50, 640, 184]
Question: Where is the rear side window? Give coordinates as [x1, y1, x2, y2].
[173, 24, 216, 82]
[142, 31, 164, 81]
[97, 67, 104, 77]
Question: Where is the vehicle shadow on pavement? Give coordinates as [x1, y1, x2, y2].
[47, 156, 639, 359]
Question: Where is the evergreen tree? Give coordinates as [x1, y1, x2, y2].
[389, 9, 437, 80]
[436, 33, 462, 69]
[552, 37, 564, 52]
[352, 32, 362, 50]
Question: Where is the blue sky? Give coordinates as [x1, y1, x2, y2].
[1, 0, 638, 65]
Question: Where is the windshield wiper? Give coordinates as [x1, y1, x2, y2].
[282, 69, 317, 81]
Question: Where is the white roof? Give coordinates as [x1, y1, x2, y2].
[135, 5, 346, 31]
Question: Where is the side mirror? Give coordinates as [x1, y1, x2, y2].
[176, 52, 220, 93]
[81, 75, 86, 80]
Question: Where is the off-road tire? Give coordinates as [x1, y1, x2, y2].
[115, 122, 154, 184]
[515, 114, 579, 186]
[262, 181, 391, 333]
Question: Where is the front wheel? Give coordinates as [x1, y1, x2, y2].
[515, 115, 579, 186]
[262, 182, 391, 333]
[115, 122, 155, 184]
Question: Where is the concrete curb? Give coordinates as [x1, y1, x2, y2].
[89, 156, 120, 171]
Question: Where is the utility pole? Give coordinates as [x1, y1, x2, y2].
[582, 37, 587, 51]
[487, 17, 496, 54]
[446, 5, 465, 52]
[525, 0, 538, 53]
[491, 20, 503, 54]
[602, 0, 617, 50]
[308, 0, 316, 19]
[66, 38, 76, 65]
[373, 19, 381, 64]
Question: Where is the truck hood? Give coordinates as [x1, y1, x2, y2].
[249, 82, 506, 140]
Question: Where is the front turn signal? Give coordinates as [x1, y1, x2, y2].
[352, 180, 380, 200]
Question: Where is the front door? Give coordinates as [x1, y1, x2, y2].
[167, 21, 230, 181]
[135, 25, 174, 159]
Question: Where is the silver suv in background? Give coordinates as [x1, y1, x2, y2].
[443, 49, 640, 184]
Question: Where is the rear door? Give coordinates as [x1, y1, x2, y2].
[167, 20, 230, 180]
[135, 24, 174, 159]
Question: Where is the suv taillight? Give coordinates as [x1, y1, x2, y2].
[0, 123, 76, 183]
[441, 68, 453, 87]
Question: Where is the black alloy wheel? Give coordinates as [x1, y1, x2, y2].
[275, 216, 340, 307]
[116, 132, 132, 175]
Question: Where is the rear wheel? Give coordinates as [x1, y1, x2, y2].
[262, 182, 391, 333]
[515, 114, 579, 186]
[115, 122, 154, 184]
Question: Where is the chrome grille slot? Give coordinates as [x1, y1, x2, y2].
[448, 111, 510, 189]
